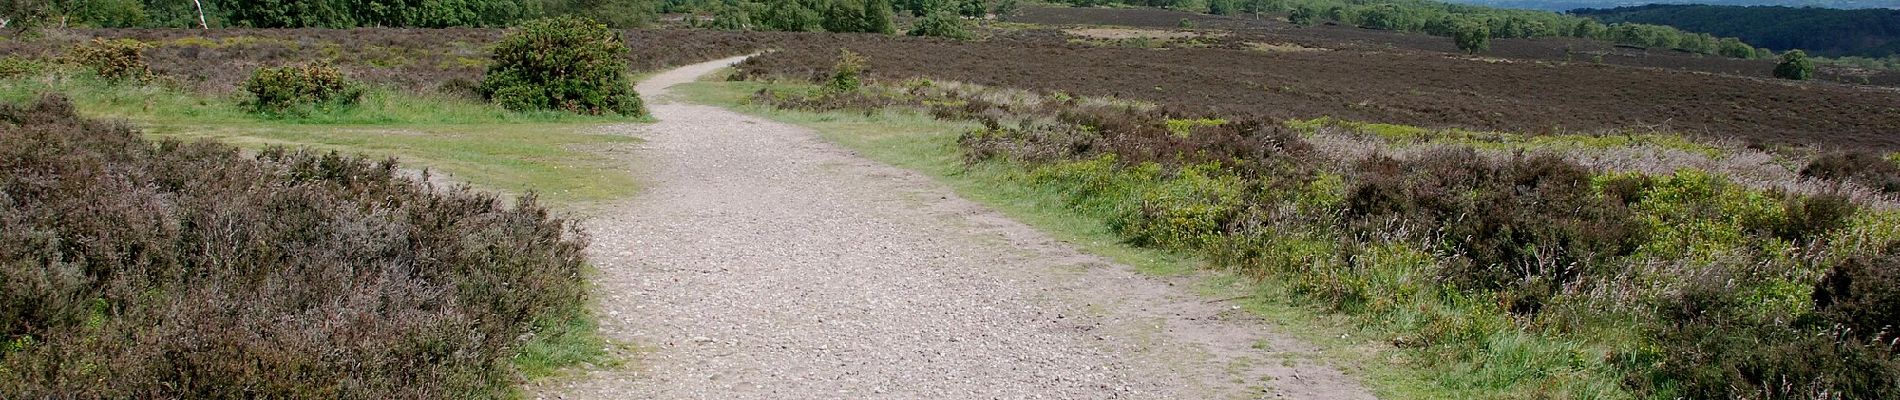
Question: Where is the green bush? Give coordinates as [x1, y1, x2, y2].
[0, 57, 45, 79]
[479, 17, 644, 116]
[826, 48, 868, 93]
[1454, 23, 1491, 54]
[66, 38, 153, 83]
[1774, 49, 1816, 80]
[241, 62, 365, 115]
[908, 9, 972, 40]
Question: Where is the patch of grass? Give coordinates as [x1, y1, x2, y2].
[0, 69, 642, 205]
[672, 76, 1466, 400]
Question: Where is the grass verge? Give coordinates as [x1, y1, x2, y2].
[0, 70, 643, 206]
[670, 74, 1459, 399]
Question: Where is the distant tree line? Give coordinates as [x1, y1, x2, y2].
[682, 0, 1004, 39]
[1570, 4, 1900, 58]
[0, 0, 995, 39]
[0, 0, 660, 29]
[1049, 0, 1773, 58]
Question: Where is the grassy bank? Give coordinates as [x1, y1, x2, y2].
[0, 69, 643, 206]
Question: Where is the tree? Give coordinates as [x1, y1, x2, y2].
[1454, 23, 1490, 54]
[864, 0, 895, 34]
[908, 8, 969, 40]
[1208, 0, 1236, 16]
[762, 0, 821, 31]
[1774, 50, 1815, 80]
[822, 0, 866, 32]
[1287, 6, 1315, 26]
[956, 0, 983, 18]
[991, 0, 1017, 20]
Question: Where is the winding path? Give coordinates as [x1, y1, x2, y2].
[535, 56, 1376, 399]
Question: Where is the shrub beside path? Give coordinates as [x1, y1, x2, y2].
[534, 56, 1376, 399]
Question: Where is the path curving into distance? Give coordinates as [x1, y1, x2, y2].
[535, 56, 1377, 400]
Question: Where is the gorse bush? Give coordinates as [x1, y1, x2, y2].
[0, 57, 44, 79]
[480, 17, 644, 116]
[241, 62, 365, 115]
[66, 38, 153, 83]
[827, 48, 867, 94]
[0, 95, 590, 397]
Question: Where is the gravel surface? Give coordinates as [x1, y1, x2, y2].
[533, 56, 1376, 400]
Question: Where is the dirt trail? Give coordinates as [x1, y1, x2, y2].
[535, 56, 1376, 399]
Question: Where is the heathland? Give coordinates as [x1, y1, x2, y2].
[2, 1, 1898, 399]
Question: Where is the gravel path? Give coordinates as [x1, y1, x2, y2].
[534, 56, 1377, 400]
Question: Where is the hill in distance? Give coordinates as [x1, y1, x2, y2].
[1568, 4, 1900, 57]
[1440, 0, 1898, 12]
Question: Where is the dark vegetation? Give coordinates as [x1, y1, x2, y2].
[1571, 4, 1900, 58]
[1804, 151, 1900, 194]
[479, 17, 644, 116]
[728, 29, 1900, 150]
[1042, 0, 1768, 58]
[0, 0, 662, 29]
[0, 95, 590, 397]
[242, 62, 364, 115]
[1775, 49, 1815, 80]
[738, 50, 1900, 398]
[1009, 6, 1900, 86]
[0, 29, 763, 95]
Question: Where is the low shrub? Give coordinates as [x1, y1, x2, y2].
[0, 57, 45, 79]
[826, 48, 867, 94]
[241, 62, 365, 115]
[66, 38, 153, 83]
[908, 9, 972, 40]
[1803, 150, 1900, 193]
[0, 95, 589, 397]
[1347, 150, 1645, 312]
[480, 17, 644, 116]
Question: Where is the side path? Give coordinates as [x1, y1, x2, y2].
[535, 56, 1378, 399]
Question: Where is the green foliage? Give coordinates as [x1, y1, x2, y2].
[991, 0, 1017, 20]
[241, 62, 365, 115]
[479, 17, 644, 116]
[865, 0, 896, 33]
[1453, 22, 1489, 54]
[704, 2, 754, 30]
[0, 57, 44, 79]
[827, 48, 867, 94]
[66, 38, 152, 83]
[761, 0, 822, 31]
[956, 0, 984, 18]
[1573, 4, 1900, 58]
[908, 9, 971, 40]
[1774, 49, 1816, 80]
[1287, 6, 1315, 26]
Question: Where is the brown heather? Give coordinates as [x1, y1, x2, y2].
[0, 95, 588, 398]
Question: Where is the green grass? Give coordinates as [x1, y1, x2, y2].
[671, 75, 1471, 399]
[0, 70, 644, 206]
